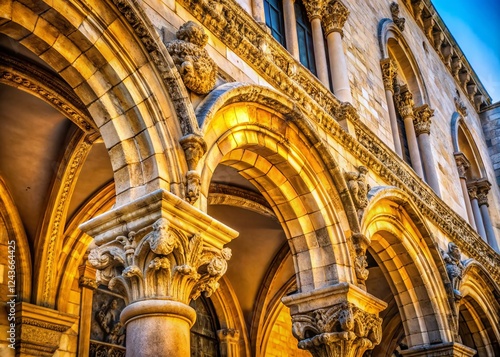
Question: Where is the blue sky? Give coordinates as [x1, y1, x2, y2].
[431, 0, 500, 103]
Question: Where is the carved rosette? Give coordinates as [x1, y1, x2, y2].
[322, 0, 349, 36]
[394, 87, 414, 118]
[453, 152, 470, 179]
[441, 242, 464, 301]
[413, 104, 434, 136]
[166, 21, 217, 94]
[88, 217, 231, 304]
[291, 302, 382, 357]
[303, 0, 325, 21]
[380, 58, 398, 92]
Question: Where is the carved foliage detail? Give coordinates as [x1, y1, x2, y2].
[166, 21, 217, 94]
[291, 302, 382, 357]
[88, 217, 231, 304]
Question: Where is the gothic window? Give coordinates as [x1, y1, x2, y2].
[264, 0, 286, 47]
[294, 0, 317, 75]
[90, 286, 126, 357]
[190, 296, 220, 357]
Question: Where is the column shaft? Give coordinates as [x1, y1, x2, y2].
[470, 197, 487, 240]
[251, 0, 266, 24]
[283, 0, 300, 60]
[479, 204, 500, 252]
[326, 31, 352, 102]
[386, 89, 403, 155]
[417, 133, 440, 195]
[460, 178, 476, 229]
[310, 18, 330, 88]
[403, 116, 424, 177]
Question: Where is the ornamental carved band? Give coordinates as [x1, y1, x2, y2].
[166, 21, 217, 94]
[413, 104, 434, 136]
[323, 0, 350, 36]
[291, 302, 382, 357]
[380, 58, 398, 92]
[88, 217, 231, 304]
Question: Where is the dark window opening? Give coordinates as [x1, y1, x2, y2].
[264, 0, 286, 47]
[294, 0, 317, 75]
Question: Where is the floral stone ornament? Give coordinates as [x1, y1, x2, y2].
[166, 21, 217, 94]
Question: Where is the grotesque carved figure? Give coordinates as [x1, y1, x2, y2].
[166, 21, 217, 94]
[443, 242, 464, 300]
[345, 166, 370, 219]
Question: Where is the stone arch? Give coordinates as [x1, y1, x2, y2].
[459, 261, 500, 355]
[0, 177, 32, 301]
[362, 186, 454, 349]
[0, 0, 195, 206]
[378, 19, 429, 105]
[197, 83, 357, 292]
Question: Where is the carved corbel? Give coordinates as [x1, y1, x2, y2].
[411, 0, 425, 28]
[423, 16, 435, 43]
[451, 56, 462, 79]
[390, 2, 405, 31]
[441, 43, 453, 68]
[345, 166, 370, 221]
[166, 21, 217, 94]
[441, 242, 464, 301]
[459, 69, 471, 90]
[454, 96, 468, 117]
[350, 233, 370, 289]
[474, 93, 484, 110]
[413, 104, 434, 136]
[433, 30, 444, 55]
[180, 134, 207, 204]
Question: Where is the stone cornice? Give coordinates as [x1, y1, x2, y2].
[174, 0, 500, 281]
[400, 0, 491, 109]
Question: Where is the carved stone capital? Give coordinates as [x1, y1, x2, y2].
[303, 0, 325, 21]
[15, 302, 78, 357]
[323, 0, 349, 36]
[413, 104, 434, 136]
[380, 58, 398, 92]
[166, 21, 217, 94]
[476, 178, 491, 207]
[394, 86, 414, 118]
[282, 283, 386, 357]
[453, 152, 470, 179]
[80, 189, 238, 305]
[466, 183, 478, 200]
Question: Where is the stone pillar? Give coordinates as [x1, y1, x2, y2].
[400, 341, 476, 357]
[380, 58, 403, 156]
[282, 282, 387, 357]
[467, 182, 487, 240]
[454, 152, 476, 229]
[303, 0, 330, 88]
[323, 0, 352, 102]
[414, 105, 441, 196]
[395, 86, 424, 177]
[251, 0, 266, 24]
[15, 302, 77, 357]
[476, 179, 500, 252]
[283, 0, 300, 60]
[77, 264, 98, 357]
[79, 189, 239, 357]
[217, 329, 240, 357]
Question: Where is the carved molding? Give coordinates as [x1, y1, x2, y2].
[208, 183, 275, 217]
[413, 104, 434, 136]
[323, 0, 350, 36]
[166, 21, 217, 94]
[380, 58, 398, 92]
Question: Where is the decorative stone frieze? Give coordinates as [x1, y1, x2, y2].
[390, 2, 405, 32]
[441, 242, 464, 300]
[453, 152, 470, 179]
[322, 0, 349, 36]
[166, 21, 217, 95]
[15, 302, 78, 357]
[80, 189, 238, 305]
[394, 86, 414, 118]
[282, 283, 386, 357]
[345, 166, 370, 220]
[413, 104, 434, 136]
[380, 58, 398, 92]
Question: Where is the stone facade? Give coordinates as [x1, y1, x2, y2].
[0, 0, 499, 356]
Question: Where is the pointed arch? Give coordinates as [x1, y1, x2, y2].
[362, 186, 454, 348]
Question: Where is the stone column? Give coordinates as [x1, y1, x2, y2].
[454, 152, 476, 229]
[380, 58, 403, 156]
[77, 264, 98, 357]
[303, 0, 330, 88]
[283, 0, 300, 60]
[414, 105, 441, 196]
[251, 0, 266, 24]
[467, 182, 487, 240]
[395, 86, 424, 177]
[79, 189, 239, 357]
[282, 282, 387, 357]
[15, 302, 78, 357]
[217, 329, 240, 357]
[323, 0, 352, 102]
[400, 342, 476, 357]
[476, 179, 500, 252]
